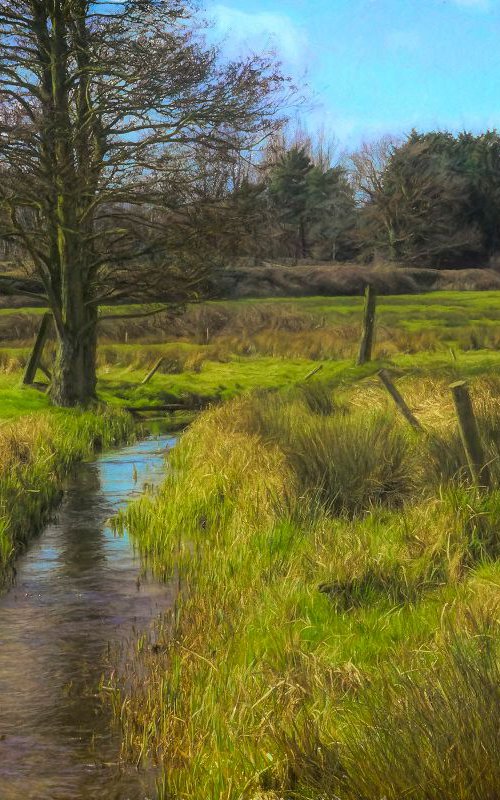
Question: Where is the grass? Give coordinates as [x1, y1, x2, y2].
[2, 289, 500, 795]
[4, 346, 500, 421]
[4, 289, 500, 419]
[109, 376, 500, 800]
[5, 289, 500, 344]
[0, 407, 134, 571]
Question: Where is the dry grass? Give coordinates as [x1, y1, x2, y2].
[108, 376, 500, 799]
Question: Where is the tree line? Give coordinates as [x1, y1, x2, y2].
[201, 129, 500, 269]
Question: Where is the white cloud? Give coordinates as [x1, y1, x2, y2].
[212, 5, 309, 69]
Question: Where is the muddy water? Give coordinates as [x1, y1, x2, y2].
[0, 435, 176, 800]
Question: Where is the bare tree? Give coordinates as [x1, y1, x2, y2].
[349, 136, 399, 203]
[0, 0, 287, 405]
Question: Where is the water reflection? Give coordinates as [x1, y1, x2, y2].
[0, 435, 176, 800]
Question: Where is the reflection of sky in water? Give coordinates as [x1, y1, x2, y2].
[100, 436, 176, 509]
[99, 436, 176, 555]
[23, 436, 176, 581]
[0, 433, 178, 800]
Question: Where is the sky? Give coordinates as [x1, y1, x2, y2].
[208, 0, 500, 149]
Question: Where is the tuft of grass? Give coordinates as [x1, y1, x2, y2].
[276, 625, 500, 800]
[297, 380, 337, 415]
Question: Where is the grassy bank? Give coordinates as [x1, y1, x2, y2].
[0, 408, 134, 571]
[1, 289, 500, 794]
[3, 342, 500, 421]
[114, 376, 500, 799]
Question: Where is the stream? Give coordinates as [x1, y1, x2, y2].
[0, 434, 176, 800]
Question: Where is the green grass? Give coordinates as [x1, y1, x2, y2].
[3, 349, 498, 420]
[86, 349, 500, 411]
[5, 288, 500, 337]
[0, 408, 134, 571]
[3, 290, 500, 419]
[0, 374, 51, 419]
[109, 377, 500, 800]
[2, 290, 500, 796]
[217, 289, 500, 327]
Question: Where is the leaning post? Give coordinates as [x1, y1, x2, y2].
[22, 312, 52, 385]
[378, 369, 423, 431]
[303, 365, 324, 382]
[357, 284, 377, 366]
[450, 380, 491, 489]
[141, 356, 165, 385]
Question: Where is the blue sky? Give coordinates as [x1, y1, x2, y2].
[209, 0, 500, 148]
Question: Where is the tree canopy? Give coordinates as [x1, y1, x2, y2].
[357, 130, 500, 266]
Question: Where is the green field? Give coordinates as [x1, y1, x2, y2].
[2, 290, 500, 421]
[1, 290, 500, 799]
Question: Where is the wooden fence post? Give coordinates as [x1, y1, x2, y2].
[378, 369, 423, 431]
[22, 312, 52, 385]
[450, 380, 491, 488]
[141, 356, 165, 385]
[303, 365, 324, 382]
[357, 284, 377, 366]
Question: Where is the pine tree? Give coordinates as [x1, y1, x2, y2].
[268, 147, 313, 259]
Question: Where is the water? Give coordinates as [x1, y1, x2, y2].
[0, 435, 176, 800]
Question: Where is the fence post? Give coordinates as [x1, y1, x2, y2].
[357, 284, 377, 366]
[141, 356, 165, 385]
[450, 380, 491, 489]
[303, 365, 323, 382]
[378, 369, 423, 431]
[22, 312, 52, 385]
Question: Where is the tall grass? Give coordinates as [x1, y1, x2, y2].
[110, 377, 500, 799]
[0, 408, 134, 571]
[6, 292, 500, 364]
[276, 625, 500, 800]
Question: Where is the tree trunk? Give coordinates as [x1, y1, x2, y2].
[50, 305, 97, 407]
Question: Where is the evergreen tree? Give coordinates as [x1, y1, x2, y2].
[359, 131, 494, 266]
[268, 147, 313, 259]
[305, 165, 356, 260]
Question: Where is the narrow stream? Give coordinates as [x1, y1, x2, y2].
[0, 434, 176, 800]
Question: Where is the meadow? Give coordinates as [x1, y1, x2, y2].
[1, 289, 500, 798]
[3, 291, 500, 421]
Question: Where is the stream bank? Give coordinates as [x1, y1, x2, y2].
[0, 408, 134, 573]
[0, 434, 176, 800]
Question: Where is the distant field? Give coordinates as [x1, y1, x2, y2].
[254, 290, 500, 327]
[1, 290, 500, 420]
[2, 289, 500, 336]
